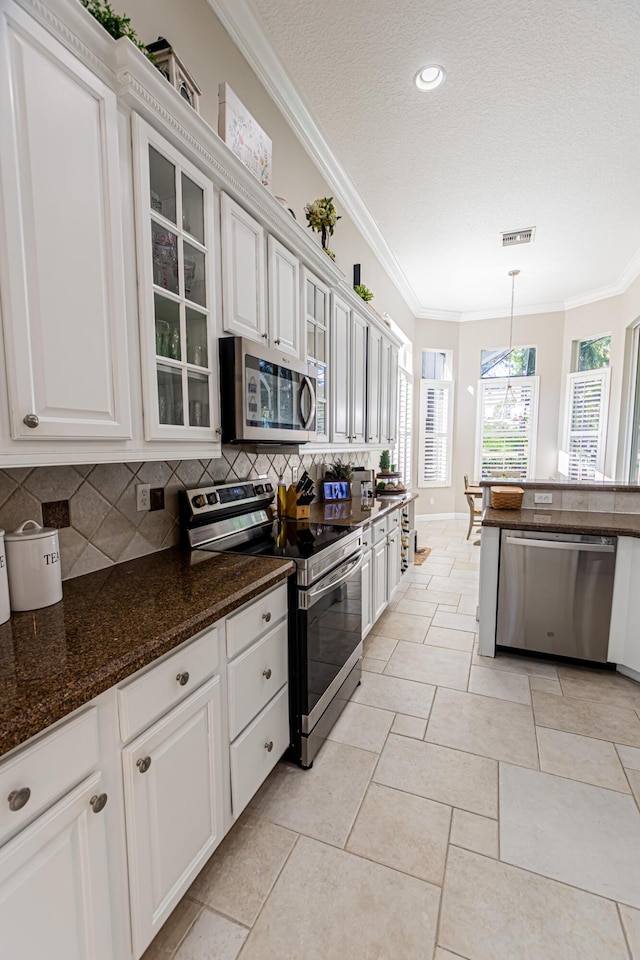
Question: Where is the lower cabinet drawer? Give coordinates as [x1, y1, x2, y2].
[226, 583, 288, 660]
[387, 510, 400, 529]
[230, 685, 289, 818]
[0, 708, 99, 844]
[227, 621, 288, 740]
[372, 517, 388, 543]
[118, 626, 219, 742]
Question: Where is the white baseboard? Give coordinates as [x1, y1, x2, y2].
[618, 663, 640, 684]
[416, 512, 467, 521]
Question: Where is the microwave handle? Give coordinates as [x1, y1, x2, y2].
[300, 376, 316, 429]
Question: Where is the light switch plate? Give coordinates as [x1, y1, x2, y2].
[534, 492, 553, 504]
[292, 465, 299, 483]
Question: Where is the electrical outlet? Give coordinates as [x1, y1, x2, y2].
[292, 465, 299, 483]
[136, 483, 150, 512]
[534, 492, 553, 504]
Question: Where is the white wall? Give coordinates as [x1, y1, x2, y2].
[125, 0, 416, 342]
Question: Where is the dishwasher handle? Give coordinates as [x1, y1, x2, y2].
[505, 536, 614, 553]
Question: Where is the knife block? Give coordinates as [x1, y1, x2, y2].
[284, 485, 310, 520]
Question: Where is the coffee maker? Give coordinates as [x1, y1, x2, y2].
[351, 468, 374, 501]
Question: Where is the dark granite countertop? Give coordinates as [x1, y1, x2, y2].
[479, 479, 640, 492]
[482, 508, 640, 537]
[309, 492, 417, 527]
[0, 547, 294, 757]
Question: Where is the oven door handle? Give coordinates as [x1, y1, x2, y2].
[306, 553, 363, 606]
[300, 375, 316, 430]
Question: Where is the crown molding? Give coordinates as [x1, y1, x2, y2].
[564, 246, 640, 311]
[206, 0, 423, 318]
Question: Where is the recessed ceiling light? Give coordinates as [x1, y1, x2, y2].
[415, 64, 445, 91]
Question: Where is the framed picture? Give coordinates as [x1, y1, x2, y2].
[323, 480, 351, 502]
[218, 82, 272, 189]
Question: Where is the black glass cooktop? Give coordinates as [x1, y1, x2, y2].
[197, 520, 353, 562]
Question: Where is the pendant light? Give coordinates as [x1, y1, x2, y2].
[503, 269, 520, 419]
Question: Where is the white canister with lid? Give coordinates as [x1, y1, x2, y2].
[0, 529, 10, 623]
[6, 520, 63, 611]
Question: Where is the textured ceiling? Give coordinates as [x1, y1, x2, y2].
[246, 0, 640, 316]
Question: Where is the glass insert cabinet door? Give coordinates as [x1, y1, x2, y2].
[303, 268, 330, 442]
[135, 117, 217, 440]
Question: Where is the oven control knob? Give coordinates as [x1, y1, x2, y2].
[255, 484, 264, 494]
[206, 492, 218, 505]
[192, 495, 206, 508]
[265, 483, 273, 493]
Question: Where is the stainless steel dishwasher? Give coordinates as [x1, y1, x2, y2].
[496, 529, 616, 662]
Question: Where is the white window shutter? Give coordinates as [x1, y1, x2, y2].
[565, 370, 610, 481]
[476, 377, 539, 479]
[393, 370, 413, 486]
[418, 379, 454, 487]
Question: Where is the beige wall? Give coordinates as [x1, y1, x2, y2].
[125, 0, 415, 341]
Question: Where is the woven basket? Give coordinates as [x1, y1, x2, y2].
[490, 486, 524, 510]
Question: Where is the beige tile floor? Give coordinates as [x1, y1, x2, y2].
[143, 518, 640, 960]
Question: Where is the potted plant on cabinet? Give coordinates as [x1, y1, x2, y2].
[304, 197, 341, 260]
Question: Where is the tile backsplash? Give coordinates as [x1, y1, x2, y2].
[0, 448, 372, 580]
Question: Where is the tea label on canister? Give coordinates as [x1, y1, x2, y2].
[5, 519, 63, 612]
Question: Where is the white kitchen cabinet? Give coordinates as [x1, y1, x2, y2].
[230, 683, 289, 818]
[387, 528, 401, 600]
[133, 117, 219, 442]
[220, 192, 267, 341]
[122, 676, 224, 958]
[0, 771, 113, 960]
[362, 547, 374, 639]
[268, 236, 301, 357]
[331, 294, 351, 445]
[331, 296, 368, 445]
[0, 1, 131, 442]
[304, 268, 330, 441]
[379, 337, 399, 447]
[351, 312, 368, 444]
[367, 326, 382, 445]
[373, 540, 388, 622]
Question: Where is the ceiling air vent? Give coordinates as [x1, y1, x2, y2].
[501, 227, 536, 247]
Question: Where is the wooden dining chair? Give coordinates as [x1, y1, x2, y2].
[464, 475, 482, 540]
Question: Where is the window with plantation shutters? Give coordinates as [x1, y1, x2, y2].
[393, 369, 412, 486]
[419, 379, 454, 487]
[476, 377, 539, 479]
[564, 370, 610, 481]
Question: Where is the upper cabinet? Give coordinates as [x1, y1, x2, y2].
[303, 269, 330, 442]
[0, 2, 131, 441]
[268, 236, 301, 358]
[220, 193, 267, 342]
[367, 325, 383, 445]
[331, 297, 368, 445]
[379, 337, 399, 447]
[221, 193, 304, 359]
[132, 118, 219, 442]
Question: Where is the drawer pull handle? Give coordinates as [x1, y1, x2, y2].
[90, 793, 108, 814]
[262, 612, 272, 623]
[263, 668, 272, 679]
[8, 787, 30, 812]
[265, 740, 274, 752]
[137, 756, 152, 774]
[23, 414, 39, 429]
[176, 671, 190, 686]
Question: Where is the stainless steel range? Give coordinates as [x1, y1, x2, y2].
[180, 477, 363, 768]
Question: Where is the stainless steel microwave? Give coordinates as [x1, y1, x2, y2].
[219, 337, 317, 443]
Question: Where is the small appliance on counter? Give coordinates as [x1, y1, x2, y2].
[5, 520, 62, 611]
[351, 468, 374, 500]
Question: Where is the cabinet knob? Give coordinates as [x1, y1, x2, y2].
[262, 668, 272, 679]
[137, 756, 152, 774]
[275, 338, 281, 345]
[215, 427, 222, 435]
[176, 671, 190, 686]
[8, 787, 30, 812]
[265, 740, 274, 752]
[262, 611, 272, 623]
[261, 332, 268, 339]
[90, 793, 108, 814]
[23, 414, 39, 429]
